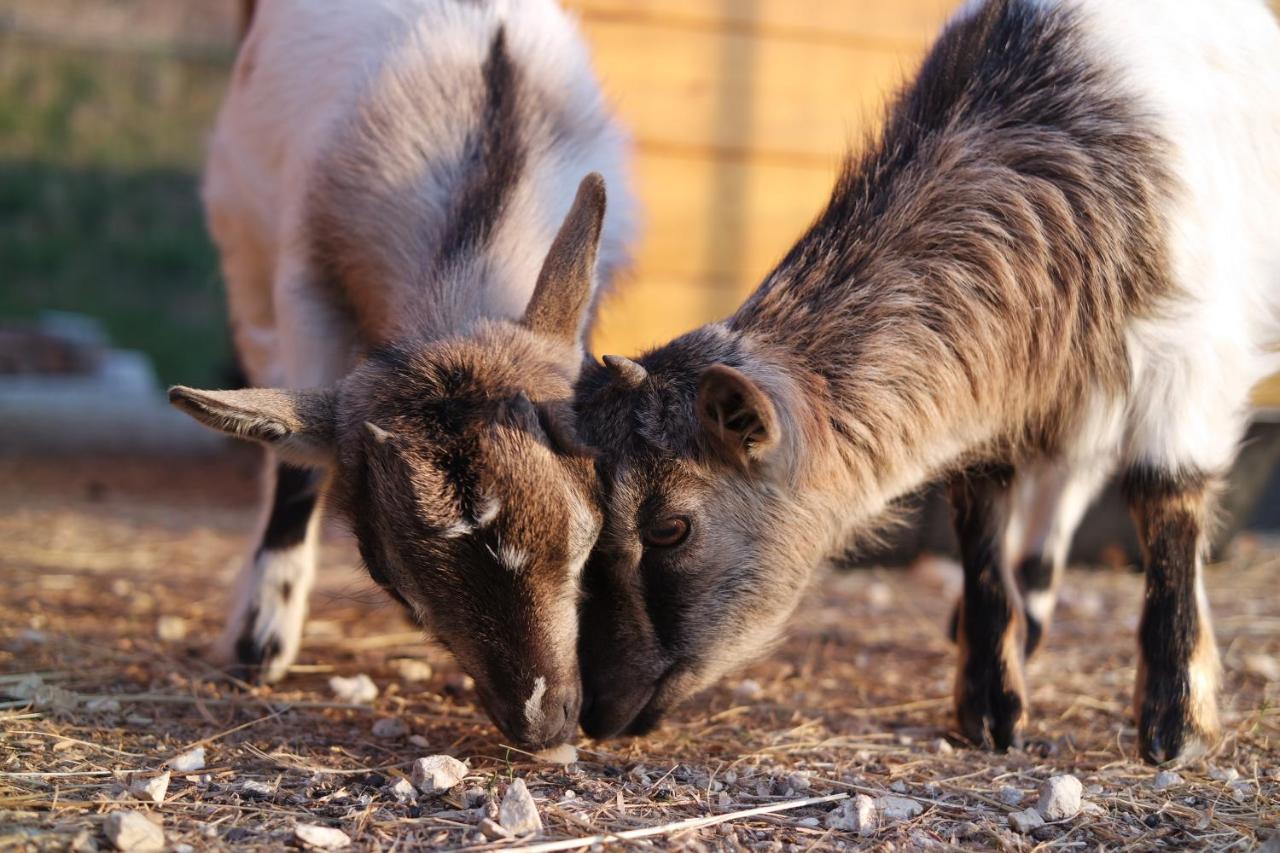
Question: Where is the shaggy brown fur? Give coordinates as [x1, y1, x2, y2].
[573, 0, 1194, 757]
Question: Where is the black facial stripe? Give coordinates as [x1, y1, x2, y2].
[258, 463, 322, 553]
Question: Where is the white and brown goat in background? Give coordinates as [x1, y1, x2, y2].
[169, 0, 634, 748]
[574, 0, 1280, 764]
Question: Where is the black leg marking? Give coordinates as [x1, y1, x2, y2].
[1123, 466, 1220, 764]
[950, 465, 1026, 751]
[258, 463, 322, 553]
[1017, 553, 1053, 656]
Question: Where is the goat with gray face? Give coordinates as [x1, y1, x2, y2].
[575, 0, 1280, 764]
[170, 0, 633, 748]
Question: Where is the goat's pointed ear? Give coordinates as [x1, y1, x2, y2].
[696, 364, 780, 468]
[523, 173, 606, 343]
[168, 385, 337, 467]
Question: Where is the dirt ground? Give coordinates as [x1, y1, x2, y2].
[1, 452, 1277, 851]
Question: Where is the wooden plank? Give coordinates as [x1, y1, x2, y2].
[565, 0, 959, 49]
[580, 16, 927, 160]
[625, 146, 839, 288]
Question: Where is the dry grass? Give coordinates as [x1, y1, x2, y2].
[1, 453, 1277, 851]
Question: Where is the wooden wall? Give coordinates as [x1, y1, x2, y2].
[563, 0, 960, 356]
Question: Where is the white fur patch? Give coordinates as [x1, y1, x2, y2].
[476, 496, 501, 526]
[523, 675, 547, 730]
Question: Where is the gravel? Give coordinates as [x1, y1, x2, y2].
[411, 755, 468, 796]
[371, 716, 408, 739]
[825, 794, 877, 835]
[104, 811, 164, 852]
[294, 824, 351, 850]
[1153, 770, 1183, 792]
[167, 747, 205, 773]
[129, 772, 169, 806]
[499, 778, 542, 836]
[1009, 808, 1046, 834]
[1036, 775, 1083, 820]
[876, 795, 923, 822]
[328, 674, 378, 704]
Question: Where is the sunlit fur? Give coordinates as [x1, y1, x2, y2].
[574, 0, 1280, 759]
[184, 0, 634, 748]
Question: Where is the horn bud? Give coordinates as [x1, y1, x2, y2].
[364, 422, 393, 444]
[602, 354, 648, 388]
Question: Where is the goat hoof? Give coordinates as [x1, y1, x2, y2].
[1138, 706, 1218, 765]
[230, 632, 287, 685]
[956, 680, 1026, 752]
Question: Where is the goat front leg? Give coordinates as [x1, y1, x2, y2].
[219, 459, 324, 683]
[1124, 468, 1221, 764]
[950, 465, 1028, 751]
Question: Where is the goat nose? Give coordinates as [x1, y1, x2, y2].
[527, 683, 580, 747]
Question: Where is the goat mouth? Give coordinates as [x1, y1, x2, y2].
[617, 664, 683, 737]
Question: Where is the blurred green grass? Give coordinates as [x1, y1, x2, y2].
[0, 34, 232, 386]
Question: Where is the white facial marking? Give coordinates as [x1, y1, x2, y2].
[524, 675, 547, 730]
[476, 496, 501, 527]
[442, 520, 473, 539]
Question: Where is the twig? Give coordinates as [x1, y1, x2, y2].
[499, 793, 848, 852]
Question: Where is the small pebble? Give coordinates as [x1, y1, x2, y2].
[85, 697, 122, 714]
[478, 818, 511, 840]
[534, 743, 578, 765]
[999, 786, 1023, 806]
[797, 817, 820, 828]
[129, 772, 169, 805]
[104, 811, 164, 852]
[390, 658, 434, 682]
[889, 780, 907, 794]
[1152, 770, 1182, 792]
[411, 755, 468, 795]
[371, 717, 408, 739]
[825, 794, 877, 835]
[155, 616, 188, 643]
[933, 738, 954, 756]
[865, 581, 893, 610]
[876, 795, 923, 822]
[387, 778, 417, 804]
[499, 778, 542, 836]
[239, 780, 274, 800]
[1009, 808, 1045, 834]
[294, 824, 351, 850]
[1209, 766, 1240, 783]
[167, 747, 205, 773]
[461, 786, 488, 809]
[328, 674, 378, 704]
[1036, 775, 1082, 820]
[787, 772, 811, 792]
[723, 769, 738, 785]
[733, 680, 764, 702]
[1242, 653, 1280, 682]
[409, 734, 430, 748]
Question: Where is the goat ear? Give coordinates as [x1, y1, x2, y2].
[696, 364, 780, 468]
[523, 173, 606, 343]
[168, 385, 337, 467]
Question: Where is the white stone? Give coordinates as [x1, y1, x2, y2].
[825, 795, 877, 835]
[733, 680, 764, 702]
[479, 818, 512, 840]
[534, 743, 578, 765]
[933, 738, 954, 756]
[328, 674, 378, 704]
[387, 778, 417, 803]
[1242, 653, 1280, 682]
[390, 658, 434, 682]
[889, 780, 908, 794]
[865, 581, 893, 610]
[294, 824, 351, 850]
[86, 697, 122, 714]
[1209, 766, 1240, 783]
[371, 717, 408, 738]
[409, 734, 430, 748]
[787, 772, 811, 792]
[1152, 770, 1182, 792]
[155, 616, 188, 642]
[999, 786, 1023, 806]
[411, 755, 468, 795]
[876, 795, 923, 822]
[499, 778, 542, 836]
[104, 811, 164, 852]
[1009, 808, 1045, 834]
[1036, 775, 1082, 820]
[167, 747, 205, 773]
[129, 772, 169, 805]
[239, 780, 274, 799]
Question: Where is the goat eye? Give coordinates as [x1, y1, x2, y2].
[642, 516, 690, 548]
